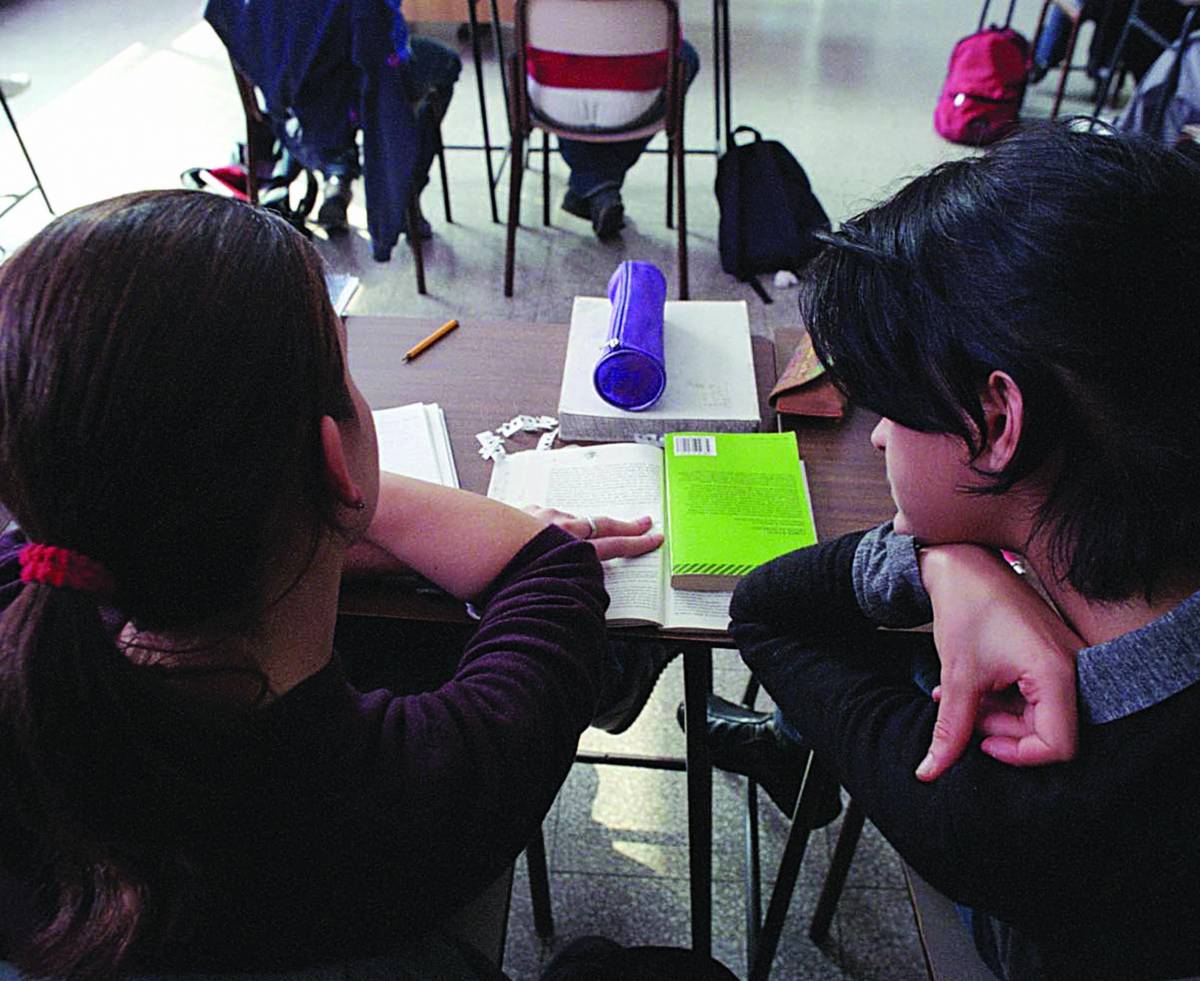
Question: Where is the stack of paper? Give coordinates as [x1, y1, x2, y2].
[324, 273, 360, 315]
[557, 297, 761, 442]
[372, 403, 459, 488]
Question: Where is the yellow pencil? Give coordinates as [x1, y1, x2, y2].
[403, 319, 459, 362]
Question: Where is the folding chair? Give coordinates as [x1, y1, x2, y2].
[735, 628, 991, 981]
[227, 58, 451, 296]
[503, 0, 689, 299]
[1091, 0, 1200, 119]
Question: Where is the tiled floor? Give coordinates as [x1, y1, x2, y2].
[0, 1, 1084, 977]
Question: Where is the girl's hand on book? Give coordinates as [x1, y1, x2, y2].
[914, 544, 1082, 782]
[523, 507, 664, 561]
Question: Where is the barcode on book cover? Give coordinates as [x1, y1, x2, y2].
[672, 435, 717, 456]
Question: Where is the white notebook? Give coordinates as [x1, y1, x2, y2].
[556, 297, 761, 442]
[372, 402, 459, 488]
[324, 273, 360, 315]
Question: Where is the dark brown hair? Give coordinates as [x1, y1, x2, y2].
[0, 190, 355, 977]
[800, 123, 1200, 602]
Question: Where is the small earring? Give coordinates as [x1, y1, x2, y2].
[353, 499, 366, 511]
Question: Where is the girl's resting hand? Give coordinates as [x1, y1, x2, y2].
[523, 507, 664, 562]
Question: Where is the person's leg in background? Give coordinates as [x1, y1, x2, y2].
[1029, 3, 1077, 83]
[316, 138, 362, 235]
[309, 62, 365, 235]
[557, 40, 699, 239]
[404, 35, 463, 239]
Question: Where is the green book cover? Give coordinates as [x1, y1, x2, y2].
[663, 432, 817, 591]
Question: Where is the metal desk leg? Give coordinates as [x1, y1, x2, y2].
[466, 0, 500, 223]
[711, 0, 723, 143]
[490, 0, 511, 125]
[721, 0, 732, 147]
[0, 88, 52, 213]
[683, 643, 713, 956]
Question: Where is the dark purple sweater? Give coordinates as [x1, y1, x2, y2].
[0, 525, 606, 971]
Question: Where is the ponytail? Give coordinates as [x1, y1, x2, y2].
[0, 576, 148, 978]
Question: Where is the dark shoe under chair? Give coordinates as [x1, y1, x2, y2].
[317, 174, 353, 235]
[561, 187, 625, 240]
[591, 642, 678, 735]
[677, 694, 842, 828]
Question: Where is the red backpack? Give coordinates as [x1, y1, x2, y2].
[935, 0, 1029, 146]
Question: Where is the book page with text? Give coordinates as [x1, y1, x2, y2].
[486, 444, 667, 626]
[373, 403, 459, 487]
[661, 571, 734, 631]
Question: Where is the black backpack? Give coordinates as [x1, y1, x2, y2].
[715, 126, 831, 303]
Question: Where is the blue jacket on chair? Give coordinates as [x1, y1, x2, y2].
[204, 0, 418, 261]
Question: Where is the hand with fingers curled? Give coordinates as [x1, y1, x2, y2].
[522, 506, 664, 562]
[914, 543, 1083, 783]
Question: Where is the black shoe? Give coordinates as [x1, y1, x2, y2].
[561, 188, 626, 239]
[677, 694, 842, 827]
[589, 189, 624, 240]
[318, 175, 353, 235]
[591, 642, 678, 735]
[405, 213, 433, 241]
[561, 188, 591, 222]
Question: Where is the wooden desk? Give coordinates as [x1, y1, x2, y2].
[340, 316, 892, 955]
[773, 328, 893, 543]
[406, 0, 514, 22]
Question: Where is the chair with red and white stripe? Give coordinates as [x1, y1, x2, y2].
[503, 0, 689, 298]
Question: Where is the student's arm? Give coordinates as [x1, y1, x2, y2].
[737, 527, 1081, 778]
[914, 544, 1082, 780]
[357, 522, 612, 907]
[343, 472, 660, 598]
[731, 542, 1100, 927]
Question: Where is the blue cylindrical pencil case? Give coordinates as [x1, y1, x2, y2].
[593, 261, 668, 411]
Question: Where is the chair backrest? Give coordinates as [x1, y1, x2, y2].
[229, 58, 275, 205]
[517, 0, 680, 134]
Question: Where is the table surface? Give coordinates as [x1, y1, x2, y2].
[340, 315, 894, 631]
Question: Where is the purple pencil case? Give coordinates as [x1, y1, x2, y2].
[593, 261, 668, 411]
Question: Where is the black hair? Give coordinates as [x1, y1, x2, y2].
[0, 190, 355, 977]
[800, 122, 1200, 601]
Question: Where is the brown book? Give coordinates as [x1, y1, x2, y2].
[769, 331, 847, 419]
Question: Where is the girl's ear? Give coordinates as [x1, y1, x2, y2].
[319, 415, 364, 513]
[977, 370, 1024, 472]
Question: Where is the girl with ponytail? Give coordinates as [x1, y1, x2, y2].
[0, 191, 658, 977]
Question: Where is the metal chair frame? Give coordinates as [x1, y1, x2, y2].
[503, 0, 689, 299]
[1090, 0, 1200, 122]
[0, 82, 53, 234]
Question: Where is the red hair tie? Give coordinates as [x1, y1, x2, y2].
[19, 543, 116, 597]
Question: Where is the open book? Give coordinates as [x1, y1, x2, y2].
[372, 403, 459, 488]
[484, 441, 739, 631]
